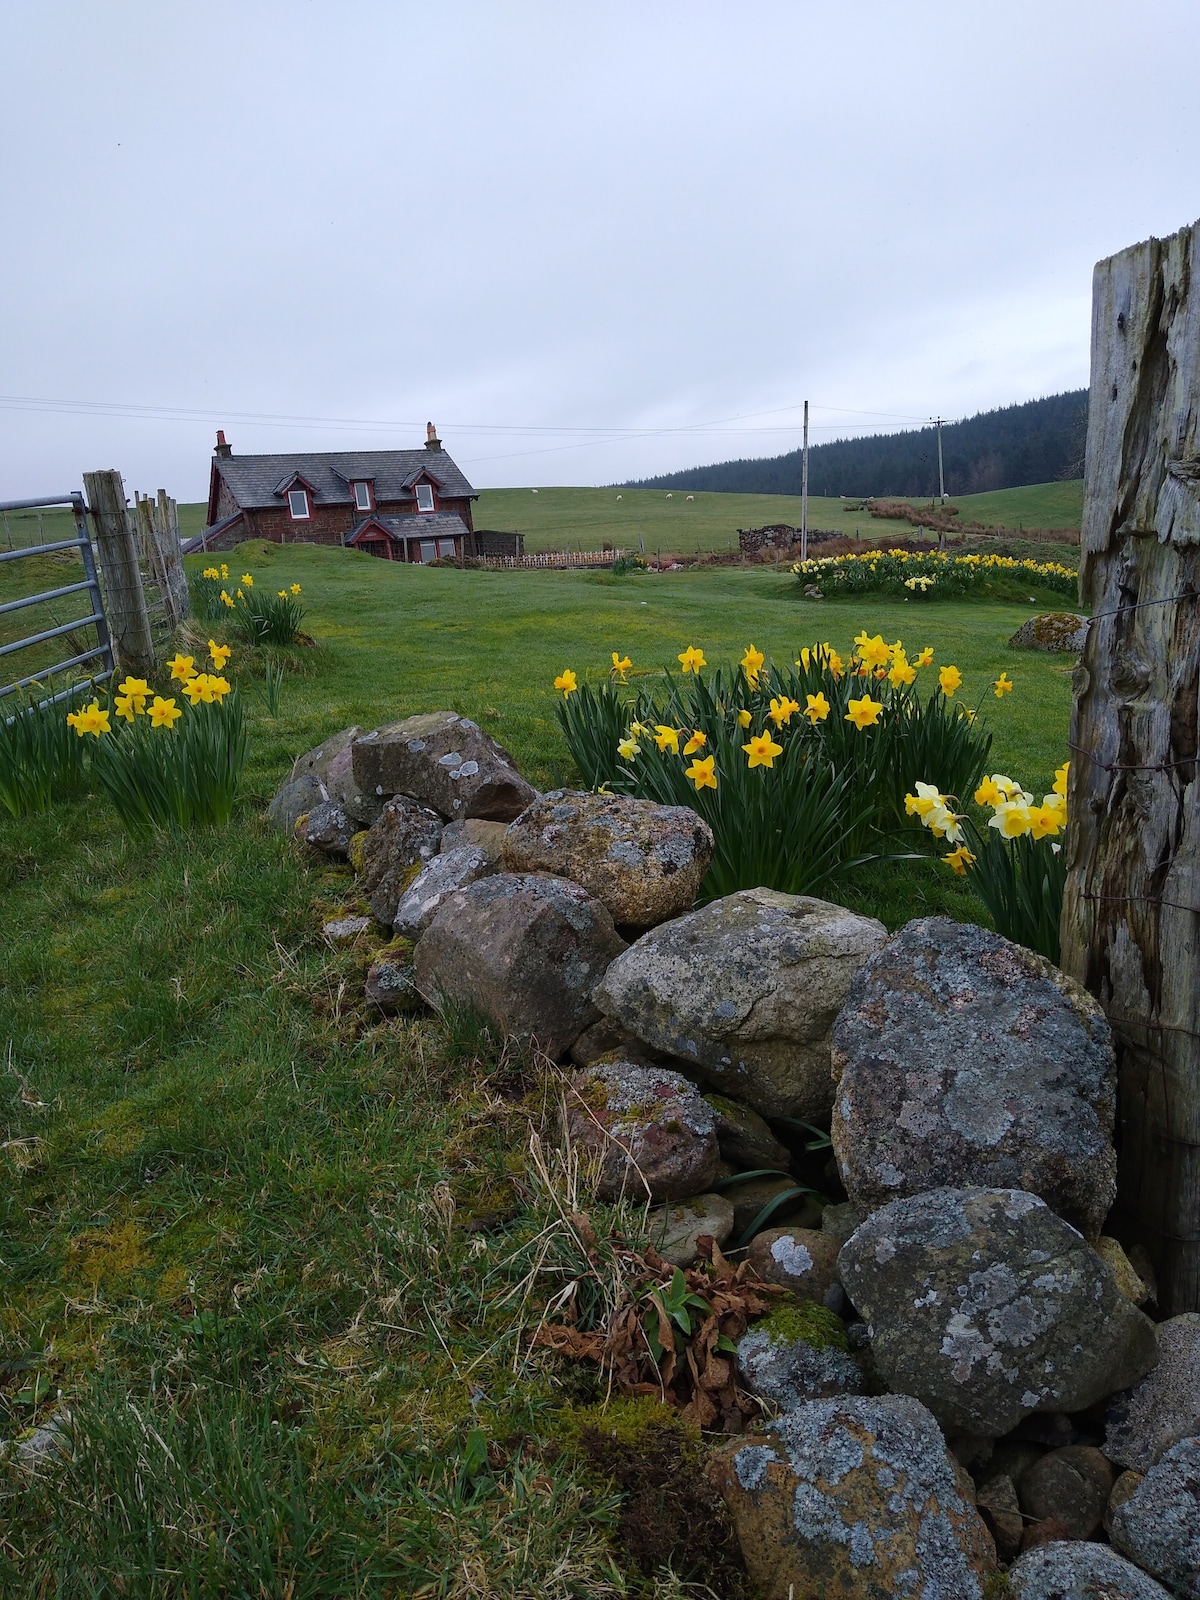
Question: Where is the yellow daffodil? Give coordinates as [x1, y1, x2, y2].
[926, 804, 965, 843]
[117, 676, 150, 706]
[944, 845, 977, 875]
[71, 700, 110, 737]
[148, 695, 182, 728]
[974, 776, 1005, 807]
[853, 632, 891, 669]
[235, 588, 245, 600]
[888, 639, 904, 659]
[905, 782, 947, 821]
[654, 725, 681, 753]
[183, 674, 209, 706]
[685, 754, 718, 791]
[736, 709, 752, 729]
[629, 720, 649, 737]
[209, 641, 232, 670]
[1043, 791, 1067, 826]
[740, 644, 765, 684]
[845, 695, 883, 729]
[743, 731, 783, 769]
[1053, 761, 1069, 798]
[678, 646, 706, 674]
[888, 654, 916, 688]
[113, 692, 138, 722]
[618, 736, 640, 761]
[989, 799, 1034, 838]
[220, 564, 229, 580]
[768, 696, 800, 728]
[290, 583, 302, 595]
[938, 664, 963, 697]
[1028, 803, 1063, 839]
[65, 709, 82, 732]
[240, 573, 254, 587]
[994, 672, 1014, 698]
[202, 566, 220, 580]
[220, 590, 234, 608]
[915, 647, 934, 667]
[278, 589, 288, 597]
[804, 692, 831, 724]
[167, 653, 195, 682]
[611, 652, 633, 681]
[553, 669, 577, 697]
[827, 649, 845, 679]
[682, 729, 707, 756]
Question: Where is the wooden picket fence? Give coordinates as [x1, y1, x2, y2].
[481, 548, 625, 570]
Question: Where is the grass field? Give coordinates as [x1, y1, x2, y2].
[0, 543, 1079, 1593]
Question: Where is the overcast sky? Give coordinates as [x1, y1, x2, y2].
[1, 1, 1197, 504]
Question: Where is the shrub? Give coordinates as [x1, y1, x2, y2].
[793, 547, 1078, 601]
[0, 686, 90, 816]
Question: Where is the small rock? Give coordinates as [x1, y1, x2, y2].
[364, 951, 421, 1014]
[322, 914, 372, 944]
[351, 710, 536, 821]
[502, 789, 714, 929]
[596, 889, 887, 1121]
[647, 1192, 734, 1267]
[704, 1094, 791, 1173]
[1017, 1445, 1114, 1541]
[393, 845, 496, 937]
[747, 1228, 839, 1305]
[708, 1393, 997, 1600]
[298, 799, 355, 858]
[1008, 612, 1090, 653]
[414, 873, 626, 1060]
[1126, 1244, 1159, 1311]
[289, 725, 364, 783]
[357, 797, 444, 925]
[564, 1060, 719, 1202]
[838, 1187, 1158, 1438]
[976, 1473, 1024, 1563]
[1105, 1468, 1145, 1536]
[9, 1415, 71, 1469]
[831, 917, 1117, 1240]
[267, 771, 326, 832]
[325, 744, 386, 827]
[1109, 1436, 1200, 1598]
[459, 817, 510, 863]
[820, 1200, 866, 1248]
[736, 1302, 863, 1411]
[1106, 1313, 1200, 1471]
[570, 1016, 662, 1068]
[1008, 1541, 1171, 1599]
[728, 1175, 819, 1243]
[1097, 1236, 1151, 1305]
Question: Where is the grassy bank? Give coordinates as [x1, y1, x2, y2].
[0, 543, 1078, 1593]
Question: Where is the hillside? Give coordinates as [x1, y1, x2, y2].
[624, 390, 1089, 499]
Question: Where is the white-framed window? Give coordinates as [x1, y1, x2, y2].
[437, 538, 457, 557]
[415, 483, 435, 513]
[288, 488, 310, 520]
[353, 481, 372, 511]
[419, 540, 437, 563]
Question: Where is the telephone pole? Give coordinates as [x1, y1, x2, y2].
[932, 416, 948, 503]
[800, 400, 809, 563]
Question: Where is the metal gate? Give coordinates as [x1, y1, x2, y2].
[0, 490, 115, 712]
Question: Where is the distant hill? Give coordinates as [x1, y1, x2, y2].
[624, 390, 1088, 499]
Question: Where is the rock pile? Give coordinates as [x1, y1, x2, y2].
[269, 724, 1181, 1595]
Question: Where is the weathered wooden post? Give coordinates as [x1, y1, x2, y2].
[83, 469, 156, 678]
[1060, 217, 1200, 1315]
[155, 489, 190, 627]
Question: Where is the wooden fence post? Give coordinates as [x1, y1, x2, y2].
[1060, 216, 1200, 1315]
[83, 469, 156, 678]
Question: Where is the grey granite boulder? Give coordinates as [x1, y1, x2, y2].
[708, 1394, 997, 1600]
[325, 744, 387, 827]
[831, 917, 1117, 1239]
[364, 940, 421, 1014]
[357, 797, 444, 926]
[267, 771, 326, 832]
[564, 1059, 719, 1202]
[736, 1302, 863, 1411]
[296, 799, 355, 859]
[646, 1191, 734, 1267]
[502, 789, 714, 929]
[1106, 1314, 1200, 1471]
[351, 711, 536, 821]
[596, 889, 888, 1121]
[289, 725, 364, 783]
[838, 1188, 1157, 1437]
[392, 845, 496, 937]
[1008, 612, 1090, 653]
[747, 1227, 841, 1306]
[704, 1094, 791, 1173]
[1110, 1436, 1200, 1598]
[414, 873, 626, 1060]
[1008, 1542, 1170, 1600]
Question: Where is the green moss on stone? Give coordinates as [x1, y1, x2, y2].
[757, 1296, 849, 1353]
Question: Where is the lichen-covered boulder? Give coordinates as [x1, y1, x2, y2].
[1008, 612, 1090, 653]
[296, 798, 355, 859]
[1106, 1314, 1200, 1471]
[501, 789, 713, 929]
[364, 940, 421, 1014]
[704, 1094, 791, 1173]
[748, 1227, 840, 1305]
[596, 889, 888, 1121]
[708, 1394, 997, 1600]
[1017, 1445, 1114, 1541]
[647, 1191, 734, 1267]
[289, 725, 364, 784]
[1008, 1542, 1170, 1600]
[831, 917, 1117, 1239]
[837, 1188, 1157, 1438]
[736, 1303, 863, 1412]
[351, 711, 536, 821]
[414, 873, 626, 1060]
[267, 771, 326, 832]
[564, 1060, 719, 1201]
[439, 817, 509, 864]
[357, 797, 444, 926]
[1110, 1436, 1200, 1599]
[1098, 1236, 1152, 1304]
[325, 744, 387, 827]
[392, 845, 496, 936]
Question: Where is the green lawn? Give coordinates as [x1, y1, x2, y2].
[0, 542, 1079, 1594]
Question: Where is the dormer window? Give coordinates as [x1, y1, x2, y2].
[352, 481, 373, 512]
[288, 488, 311, 520]
[415, 483, 435, 513]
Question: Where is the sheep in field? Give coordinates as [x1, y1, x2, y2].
[686, 494, 695, 502]
[666, 492, 673, 499]
[616, 494, 622, 501]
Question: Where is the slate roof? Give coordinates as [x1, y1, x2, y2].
[181, 510, 244, 554]
[213, 449, 476, 510]
[346, 512, 469, 546]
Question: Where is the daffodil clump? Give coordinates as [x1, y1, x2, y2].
[792, 547, 1077, 601]
[66, 641, 248, 833]
[552, 634, 1007, 900]
[903, 762, 1070, 960]
[193, 565, 305, 645]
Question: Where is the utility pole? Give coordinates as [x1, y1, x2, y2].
[932, 416, 948, 503]
[800, 400, 809, 563]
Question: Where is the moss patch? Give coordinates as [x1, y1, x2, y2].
[757, 1295, 849, 1353]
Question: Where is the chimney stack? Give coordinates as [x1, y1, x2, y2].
[425, 421, 442, 452]
[215, 429, 232, 458]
